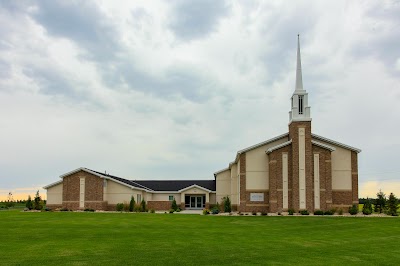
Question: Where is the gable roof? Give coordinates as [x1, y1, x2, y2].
[312, 134, 361, 153]
[133, 180, 216, 192]
[214, 133, 289, 175]
[44, 167, 216, 192]
[266, 140, 292, 154]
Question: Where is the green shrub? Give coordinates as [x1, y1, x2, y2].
[171, 198, 178, 211]
[84, 208, 95, 212]
[44, 207, 52, 212]
[149, 209, 155, 213]
[324, 209, 335, 215]
[362, 198, 373, 215]
[211, 207, 219, 215]
[387, 193, 399, 216]
[314, 210, 324, 215]
[129, 196, 135, 212]
[261, 212, 268, 216]
[123, 202, 130, 212]
[222, 196, 231, 213]
[288, 209, 295, 215]
[33, 190, 43, 210]
[375, 190, 387, 213]
[169, 209, 175, 213]
[203, 209, 210, 215]
[140, 199, 147, 212]
[116, 203, 124, 212]
[338, 208, 343, 215]
[134, 204, 141, 213]
[252, 211, 257, 216]
[26, 195, 33, 210]
[176, 208, 181, 212]
[299, 210, 309, 215]
[349, 204, 358, 215]
[60, 208, 70, 212]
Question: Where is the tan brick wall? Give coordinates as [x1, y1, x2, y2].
[268, 145, 290, 213]
[239, 153, 247, 212]
[351, 151, 359, 204]
[332, 190, 353, 205]
[62, 170, 104, 210]
[312, 145, 332, 211]
[289, 121, 312, 212]
[147, 201, 173, 210]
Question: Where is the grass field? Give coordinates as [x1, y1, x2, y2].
[1, 210, 400, 265]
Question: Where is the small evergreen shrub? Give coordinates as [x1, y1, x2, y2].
[288, 209, 295, 215]
[129, 196, 135, 212]
[203, 209, 210, 215]
[338, 208, 343, 215]
[387, 193, 399, 216]
[140, 199, 147, 212]
[211, 207, 219, 214]
[314, 210, 324, 215]
[299, 210, 309, 215]
[222, 196, 232, 213]
[362, 198, 373, 215]
[26, 195, 33, 210]
[349, 204, 358, 215]
[44, 207, 52, 212]
[33, 190, 43, 210]
[252, 211, 257, 216]
[149, 209, 155, 213]
[169, 209, 175, 213]
[171, 198, 178, 211]
[176, 208, 181, 212]
[60, 208, 70, 212]
[324, 209, 334, 215]
[84, 208, 95, 212]
[261, 212, 268, 216]
[116, 203, 124, 212]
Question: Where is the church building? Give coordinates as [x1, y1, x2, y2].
[45, 37, 360, 213]
[214, 36, 361, 213]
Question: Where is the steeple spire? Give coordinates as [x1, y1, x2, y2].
[289, 34, 311, 123]
[295, 34, 303, 91]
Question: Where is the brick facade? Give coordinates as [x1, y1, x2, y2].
[62, 170, 106, 210]
[351, 151, 359, 204]
[239, 153, 247, 212]
[332, 190, 353, 207]
[147, 201, 173, 210]
[288, 121, 312, 212]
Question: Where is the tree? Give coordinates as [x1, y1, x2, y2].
[129, 196, 135, 212]
[5, 192, 15, 207]
[34, 190, 43, 210]
[222, 196, 231, 213]
[362, 198, 372, 215]
[26, 195, 33, 210]
[387, 193, 399, 216]
[171, 198, 178, 211]
[375, 190, 387, 213]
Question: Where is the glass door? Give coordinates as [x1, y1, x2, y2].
[196, 196, 202, 208]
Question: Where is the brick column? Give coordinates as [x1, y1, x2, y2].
[239, 153, 246, 212]
[351, 151, 359, 204]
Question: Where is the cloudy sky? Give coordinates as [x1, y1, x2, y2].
[1, 0, 399, 200]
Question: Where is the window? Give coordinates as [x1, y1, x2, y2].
[169, 195, 174, 201]
[137, 194, 141, 203]
[298, 96, 303, 114]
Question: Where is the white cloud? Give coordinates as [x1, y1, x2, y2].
[0, 0, 399, 198]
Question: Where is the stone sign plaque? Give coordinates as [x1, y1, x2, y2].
[250, 193, 264, 202]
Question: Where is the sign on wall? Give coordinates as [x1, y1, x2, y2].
[250, 193, 264, 202]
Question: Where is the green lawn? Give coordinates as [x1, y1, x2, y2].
[1, 210, 399, 265]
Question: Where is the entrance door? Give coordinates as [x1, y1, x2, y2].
[190, 196, 203, 209]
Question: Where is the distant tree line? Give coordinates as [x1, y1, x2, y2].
[359, 190, 399, 216]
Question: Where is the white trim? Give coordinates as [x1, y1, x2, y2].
[151, 190, 217, 194]
[58, 167, 150, 192]
[311, 140, 336, 151]
[237, 133, 289, 154]
[178, 184, 212, 193]
[213, 167, 230, 176]
[312, 134, 361, 153]
[43, 180, 63, 189]
[266, 140, 292, 154]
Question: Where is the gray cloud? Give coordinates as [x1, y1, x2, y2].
[168, 0, 231, 40]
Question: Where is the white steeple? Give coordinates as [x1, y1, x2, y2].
[289, 35, 311, 123]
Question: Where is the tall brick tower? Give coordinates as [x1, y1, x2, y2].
[288, 35, 313, 211]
